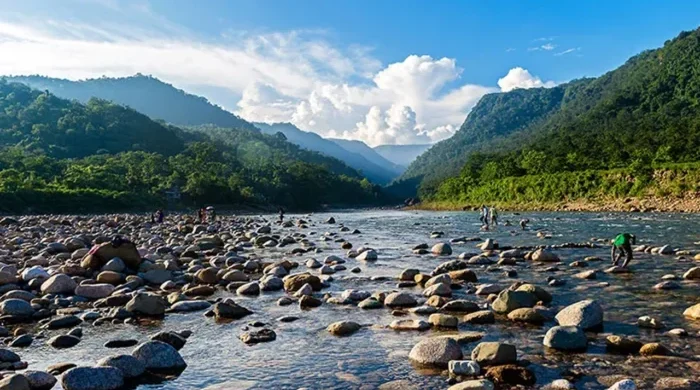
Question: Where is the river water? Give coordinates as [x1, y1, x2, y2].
[20, 210, 700, 389]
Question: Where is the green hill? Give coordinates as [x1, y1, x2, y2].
[0, 80, 385, 213]
[406, 27, 700, 204]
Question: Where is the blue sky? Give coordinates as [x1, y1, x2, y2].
[0, 0, 698, 145]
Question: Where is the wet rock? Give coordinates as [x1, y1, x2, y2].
[61, 366, 124, 390]
[507, 308, 546, 324]
[125, 293, 166, 316]
[48, 335, 81, 349]
[212, 301, 252, 320]
[485, 364, 536, 386]
[23, 370, 56, 390]
[236, 282, 260, 296]
[449, 360, 480, 376]
[667, 328, 688, 337]
[608, 379, 637, 390]
[543, 326, 587, 351]
[104, 339, 139, 348]
[408, 337, 462, 367]
[441, 300, 479, 313]
[491, 290, 537, 314]
[684, 303, 700, 320]
[299, 295, 322, 308]
[0, 374, 30, 390]
[170, 300, 211, 312]
[10, 334, 33, 347]
[356, 249, 378, 261]
[654, 377, 699, 390]
[46, 315, 82, 329]
[531, 248, 559, 262]
[449, 269, 478, 282]
[358, 297, 383, 309]
[384, 292, 417, 308]
[638, 315, 665, 329]
[389, 319, 430, 331]
[423, 283, 452, 297]
[605, 335, 642, 354]
[683, 267, 700, 280]
[605, 266, 631, 274]
[0, 348, 20, 362]
[475, 284, 501, 295]
[653, 281, 681, 290]
[428, 313, 458, 328]
[0, 299, 34, 317]
[47, 362, 76, 375]
[432, 243, 452, 255]
[132, 341, 187, 372]
[239, 328, 276, 344]
[470, 342, 516, 366]
[142, 269, 172, 285]
[574, 270, 598, 279]
[283, 273, 323, 292]
[327, 321, 361, 336]
[151, 331, 186, 350]
[555, 299, 603, 330]
[97, 355, 145, 379]
[463, 310, 495, 324]
[399, 269, 420, 281]
[639, 342, 671, 356]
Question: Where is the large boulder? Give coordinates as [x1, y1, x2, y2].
[97, 355, 145, 379]
[125, 293, 167, 316]
[283, 273, 323, 292]
[543, 326, 587, 351]
[515, 284, 552, 304]
[41, 274, 77, 295]
[23, 370, 57, 390]
[81, 241, 142, 271]
[491, 290, 537, 314]
[555, 299, 603, 330]
[470, 342, 517, 366]
[131, 341, 186, 372]
[408, 337, 462, 367]
[61, 367, 124, 390]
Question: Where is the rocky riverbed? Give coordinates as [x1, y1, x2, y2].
[0, 210, 697, 390]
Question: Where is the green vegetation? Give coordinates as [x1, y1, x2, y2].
[0, 81, 385, 213]
[413, 28, 700, 205]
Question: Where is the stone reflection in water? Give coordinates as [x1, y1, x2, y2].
[1, 211, 698, 389]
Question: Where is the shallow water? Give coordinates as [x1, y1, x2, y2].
[19, 210, 700, 389]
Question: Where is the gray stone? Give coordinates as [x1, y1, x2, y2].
[543, 326, 587, 351]
[23, 370, 57, 390]
[408, 337, 462, 367]
[61, 366, 124, 390]
[470, 342, 517, 366]
[0, 298, 34, 317]
[131, 341, 187, 372]
[555, 299, 603, 330]
[98, 355, 146, 378]
[41, 274, 77, 294]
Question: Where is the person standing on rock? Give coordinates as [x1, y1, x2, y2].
[611, 233, 636, 267]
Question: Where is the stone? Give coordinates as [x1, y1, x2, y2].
[239, 328, 276, 344]
[21, 266, 49, 281]
[0, 375, 30, 390]
[428, 313, 458, 328]
[574, 270, 598, 279]
[104, 339, 139, 348]
[222, 270, 249, 282]
[463, 310, 495, 324]
[356, 249, 378, 261]
[431, 243, 452, 255]
[10, 334, 32, 347]
[23, 370, 56, 390]
[542, 379, 575, 390]
[475, 284, 501, 295]
[491, 290, 537, 314]
[236, 282, 260, 295]
[470, 342, 517, 366]
[61, 367, 124, 390]
[684, 267, 700, 280]
[132, 341, 187, 372]
[47, 362, 76, 375]
[638, 315, 664, 329]
[0, 348, 20, 362]
[96, 271, 123, 285]
[389, 319, 430, 331]
[605, 335, 642, 354]
[639, 342, 670, 356]
[384, 292, 417, 308]
[485, 364, 536, 386]
[102, 258, 126, 273]
[447, 379, 495, 390]
[48, 335, 81, 349]
[0, 298, 34, 317]
[98, 355, 145, 378]
[327, 321, 361, 336]
[358, 297, 383, 309]
[46, 315, 82, 329]
[41, 274, 77, 294]
[441, 300, 479, 313]
[423, 283, 452, 297]
[283, 273, 323, 292]
[408, 337, 462, 367]
[299, 295, 322, 308]
[531, 248, 559, 262]
[125, 293, 166, 316]
[684, 303, 700, 320]
[607, 379, 637, 390]
[507, 308, 546, 324]
[449, 360, 481, 376]
[142, 269, 172, 285]
[555, 299, 603, 330]
[654, 378, 698, 390]
[449, 269, 478, 282]
[75, 284, 115, 299]
[543, 326, 587, 351]
[151, 331, 186, 350]
[212, 302, 252, 319]
[667, 328, 688, 337]
[170, 300, 211, 312]
[653, 281, 681, 290]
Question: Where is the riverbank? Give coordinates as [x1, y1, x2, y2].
[411, 194, 700, 213]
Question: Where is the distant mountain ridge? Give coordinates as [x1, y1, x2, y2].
[373, 144, 432, 168]
[5, 74, 259, 131]
[254, 122, 402, 184]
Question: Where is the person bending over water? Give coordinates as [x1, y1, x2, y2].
[519, 219, 529, 230]
[611, 233, 636, 268]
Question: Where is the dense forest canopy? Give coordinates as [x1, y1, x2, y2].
[0, 81, 386, 213]
[401, 27, 700, 201]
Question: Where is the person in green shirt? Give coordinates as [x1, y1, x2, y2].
[611, 233, 636, 267]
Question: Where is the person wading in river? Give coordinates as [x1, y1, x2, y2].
[611, 233, 636, 268]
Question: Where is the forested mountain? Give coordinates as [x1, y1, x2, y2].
[254, 122, 401, 184]
[5, 74, 259, 131]
[373, 144, 432, 168]
[0, 81, 385, 212]
[430, 27, 700, 204]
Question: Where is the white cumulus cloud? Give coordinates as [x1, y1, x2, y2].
[497, 67, 556, 92]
